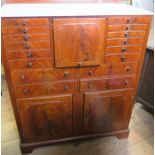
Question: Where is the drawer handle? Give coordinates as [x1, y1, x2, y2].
[124, 33, 129, 37]
[124, 80, 129, 85]
[122, 48, 127, 52]
[121, 55, 126, 62]
[27, 62, 32, 68]
[88, 83, 92, 89]
[123, 40, 128, 45]
[25, 45, 30, 49]
[64, 85, 69, 91]
[23, 89, 29, 95]
[88, 71, 93, 76]
[126, 67, 131, 72]
[23, 29, 27, 33]
[21, 75, 26, 80]
[64, 72, 69, 78]
[24, 35, 29, 41]
[27, 52, 33, 58]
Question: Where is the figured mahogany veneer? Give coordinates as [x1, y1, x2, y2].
[2, 15, 152, 154]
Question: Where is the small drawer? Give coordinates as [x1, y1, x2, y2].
[108, 24, 147, 31]
[2, 18, 49, 27]
[14, 81, 78, 99]
[6, 50, 52, 60]
[105, 45, 143, 54]
[106, 38, 144, 46]
[11, 69, 78, 85]
[105, 53, 141, 63]
[107, 31, 145, 38]
[80, 62, 138, 79]
[3, 34, 50, 43]
[2, 26, 49, 34]
[8, 58, 53, 70]
[4, 41, 50, 51]
[108, 16, 150, 24]
[80, 76, 136, 92]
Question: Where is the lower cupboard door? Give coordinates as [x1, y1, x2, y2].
[83, 90, 134, 134]
[17, 94, 73, 142]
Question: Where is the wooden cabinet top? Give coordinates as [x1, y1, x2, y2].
[2, 3, 153, 17]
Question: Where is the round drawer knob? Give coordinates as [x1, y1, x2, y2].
[88, 71, 93, 76]
[25, 45, 30, 49]
[23, 21, 27, 26]
[121, 55, 126, 62]
[27, 52, 33, 58]
[126, 67, 131, 72]
[125, 26, 129, 30]
[122, 48, 127, 52]
[124, 80, 129, 85]
[21, 75, 26, 80]
[123, 40, 128, 45]
[64, 85, 69, 91]
[27, 62, 32, 68]
[23, 29, 27, 33]
[127, 18, 133, 23]
[88, 83, 92, 89]
[64, 72, 69, 78]
[24, 35, 29, 41]
[124, 33, 129, 37]
[23, 89, 29, 95]
[77, 62, 82, 67]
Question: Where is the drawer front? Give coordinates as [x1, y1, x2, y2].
[6, 50, 52, 60]
[2, 26, 49, 34]
[14, 81, 78, 99]
[80, 62, 138, 78]
[108, 16, 150, 24]
[8, 59, 53, 70]
[107, 31, 145, 38]
[105, 53, 141, 63]
[4, 42, 50, 51]
[105, 45, 143, 54]
[80, 76, 136, 92]
[3, 34, 50, 43]
[106, 38, 144, 46]
[11, 69, 78, 85]
[2, 18, 49, 27]
[108, 24, 147, 31]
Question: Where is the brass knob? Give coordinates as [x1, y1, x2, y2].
[124, 80, 129, 85]
[64, 72, 69, 78]
[123, 40, 128, 45]
[126, 67, 131, 72]
[25, 45, 30, 49]
[64, 85, 69, 91]
[23, 29, 27, 33]
[77, 62, 82, 67]
[122, 48, 127, 52]
[24, 35, 29, 41]
[125, 26, 129, 30]
[88, 71, 93, 76]
[27, 62, 32, 68]
[88, 83, 92, 89]
[21, 75, 26, 80]
[121, 55, 126, 62]
[27, 52, 33, 58]
[124, 33, 129, 37]
[23, 89, 29, 95]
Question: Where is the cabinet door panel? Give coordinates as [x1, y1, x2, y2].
[53, 18, 105, 67]
[17, 95, 73, 142]
[84, 90, 134, 134]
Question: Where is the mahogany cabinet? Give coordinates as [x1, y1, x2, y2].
[2, 15, 152, 154]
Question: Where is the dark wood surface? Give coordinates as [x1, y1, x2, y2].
[2, 16, 152, 154]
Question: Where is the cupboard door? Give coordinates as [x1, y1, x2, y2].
[53, 18, 105, 67]
[83, 90, 133, 134]
[17, 95, 72, 142]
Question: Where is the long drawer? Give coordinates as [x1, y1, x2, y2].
[6, 50, 52, 60]
[106, 38, 144, 46]
[105, 45, 143, 54]
[80, 76, 136, 92]
[80, 62, 138, 78]
[8, 58, 53, 70]
[105, 53, 141, 63]
[11, 68, 78, 85]
[2, 18, 49, 27]
[14, 80, 78, 99]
